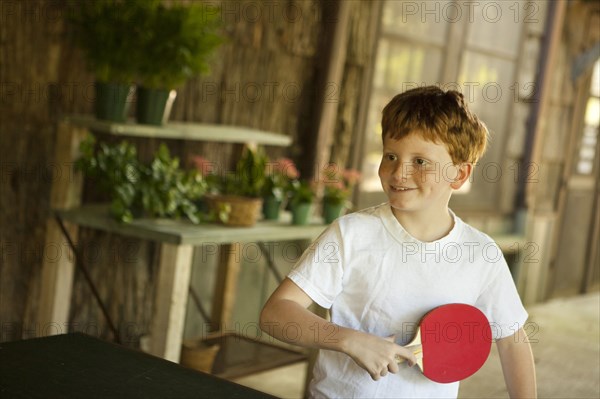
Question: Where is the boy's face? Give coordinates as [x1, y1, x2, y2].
[378, 131, 469, 217]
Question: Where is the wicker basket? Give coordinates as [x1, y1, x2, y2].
[207, 195, 263, 227]
[180, 339, 221, 373]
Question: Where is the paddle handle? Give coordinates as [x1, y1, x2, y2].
[395, 344, 422, 364]
[395, 326, 422, 363]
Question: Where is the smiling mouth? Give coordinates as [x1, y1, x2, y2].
[390, 185, 415, 192]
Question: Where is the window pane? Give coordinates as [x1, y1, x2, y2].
[457, 51, 516, 143]
[585, 97, 600, 128]
[591, 60, 600, 97]
[380, 42, 443, 91]
[382, 0, 448, 44]
[466, 0, 524, 57]
[576, 99, 600, 175]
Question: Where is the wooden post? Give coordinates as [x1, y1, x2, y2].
[38, 121, 85, 334]
[209, 243, 242, 332]
[522, 0, 567, 210]
[299, 0, 352, 180]
[149, 243, 194, 362]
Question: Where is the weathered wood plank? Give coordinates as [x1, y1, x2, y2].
[210, 244, 242, 332]
[37, 121, 85, 334]
[148, 243, 194, 362]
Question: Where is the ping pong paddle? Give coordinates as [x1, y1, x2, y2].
[395, 303, 492, 383]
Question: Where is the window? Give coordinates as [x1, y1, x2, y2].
[358, 0, 546, 211]
[576, 60, 600, 175]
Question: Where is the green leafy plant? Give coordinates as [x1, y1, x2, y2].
[230, 147, 268, 197]
[76, 134, 206, 223]
[263, 158, 299, 201]
[192, 147, 268, 198]
[69, 0, 158, 83]
[321, 164, 361, 206]
[137, 144, 206, 224]
[137, 2, 223, 89]
[288, 179, 316, 208]
[68, 0, 222, 89]
[76, 134, 141, 221]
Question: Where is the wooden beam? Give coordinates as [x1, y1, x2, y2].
[149, 243, 194, 362]
[521, 0, 567, 210]
[300, 0, 352, 179]
[209, 243, 242, 332]
[38, 121, 85, 334]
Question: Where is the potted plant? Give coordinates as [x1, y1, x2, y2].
[135, 2, 223, 125]
[193, 146, 268, 227]
[137, 144, 207, 223]
[287, 179, 316, 225]
[69, 0, 155, 122]
[76, 134, 206, 223]
[262, 158, 299, 220]
[321, 165, 361, 224]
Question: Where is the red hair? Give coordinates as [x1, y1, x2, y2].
[381, 86, 488, 163]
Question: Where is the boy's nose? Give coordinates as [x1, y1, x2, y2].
[392, 162, 415, 182]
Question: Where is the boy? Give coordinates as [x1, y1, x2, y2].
[260, 86, 536, 398]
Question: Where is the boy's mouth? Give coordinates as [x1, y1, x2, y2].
[390, 185, 415, 192]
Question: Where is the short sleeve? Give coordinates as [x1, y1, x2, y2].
[475, 255, 528, 340]
[287, 222, 345, 309]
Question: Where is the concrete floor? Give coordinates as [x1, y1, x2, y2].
[231, 292, 600, 398]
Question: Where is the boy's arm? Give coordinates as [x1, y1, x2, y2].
[496, 327, 537, 398]
[260, 278, 417, 380]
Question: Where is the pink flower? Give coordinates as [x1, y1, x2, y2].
[191, 156, 218, 176]
[343, 169, 361, 186]
[320, 165, 362, 202]
[268, 158, 299, 179]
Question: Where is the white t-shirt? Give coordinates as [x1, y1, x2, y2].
[288, 203, 528, 399]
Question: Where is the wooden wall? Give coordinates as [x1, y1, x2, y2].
[1, 0, 91, 340]
[0, 0, 379, 343]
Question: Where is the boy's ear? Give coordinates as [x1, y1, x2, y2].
[450, 163, 472, 190]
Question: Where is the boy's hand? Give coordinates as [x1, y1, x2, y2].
[345, 332, 417, 381]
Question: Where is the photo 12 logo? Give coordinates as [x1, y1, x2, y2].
[400, 1, 540, 24]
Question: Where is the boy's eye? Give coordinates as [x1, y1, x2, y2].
[415, 158, 428, 166]
[385, 154, 397, 161]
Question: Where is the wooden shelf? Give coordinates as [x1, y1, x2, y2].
[42, 120, 306, 372]
[56, 204, 326, 246]
[64, 114, 293, 146]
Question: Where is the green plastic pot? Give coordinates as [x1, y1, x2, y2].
[291, 203, 311, 225]
[136, 87, 177, 125]
[263, 196, 282, 220]
[94, 81, 134, 122]
[323, 202, 344, 224]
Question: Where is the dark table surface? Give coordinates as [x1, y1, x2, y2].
[0, 333, 278, 399]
